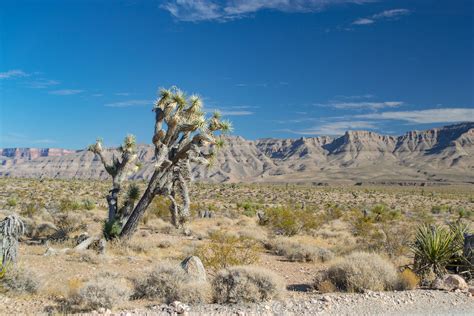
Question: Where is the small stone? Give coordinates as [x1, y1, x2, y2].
[433, 274, 468, 291]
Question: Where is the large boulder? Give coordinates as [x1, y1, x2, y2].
[180, 256, 207, 282]
[432, 274, 468, 291]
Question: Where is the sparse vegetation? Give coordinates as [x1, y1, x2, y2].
[0, 178, 472, 314]
[0, 267, 40, 294]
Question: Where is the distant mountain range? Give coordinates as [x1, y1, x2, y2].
[1, 122, 473, 185]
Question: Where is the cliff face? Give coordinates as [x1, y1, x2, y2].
[1, 122, 473, 184]
[1, 148, 76, 160]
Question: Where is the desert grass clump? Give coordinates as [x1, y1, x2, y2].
[267, 238, 333, 262]
[195, 230, 261, 270]
[0, 267, 40, 294]
[212, 266, 283, 304]
[68, 275, 131, 311]
[133, 263, 211, 304]
[316, 252, 399, 292]
[397, 268, 420, 290]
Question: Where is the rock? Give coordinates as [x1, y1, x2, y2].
[432, 274, 468, 291]
[98, 238, 107, 255]
[171, 301, 190, 314]
[181, 256, 207, 282]
[468, 287, 474, 296]
[74, 232, 89, 245]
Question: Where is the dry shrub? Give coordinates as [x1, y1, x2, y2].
[195, 230, 261, 270]
[213, 266, 284, 304]
[398, 269, 419, 290]
[68, 275, 131, 311]
[0, 267, 40, 294]
[267, 238, 333, 263]
[317, 252, 399, 292]
[317, 280, 337, 293]
[133, 263, 211, 304]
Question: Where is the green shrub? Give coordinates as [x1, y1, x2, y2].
[6, 197, 17, 207]
[59, 199, 81, 212]
[82, 199, 95, 210]
[195, 230, 261, 270]
[212, 266, 283, 304]
[259, 206, 320, 236]
[103, 219, 122, 240]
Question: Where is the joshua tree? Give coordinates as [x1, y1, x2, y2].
[89, 86, 231, 240]
[0, 214, 25, 271]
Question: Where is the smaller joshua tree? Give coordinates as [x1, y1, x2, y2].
[1, 215, 25, 274]
[89, 86, 231, 240]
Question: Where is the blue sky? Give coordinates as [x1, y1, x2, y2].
[0, 0, 473, 149]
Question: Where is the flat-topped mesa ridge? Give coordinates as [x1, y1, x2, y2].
[0, 122, 473, 184]
[0, 148, 76, 160]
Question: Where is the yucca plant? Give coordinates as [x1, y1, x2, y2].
[411, 224, 463, 277]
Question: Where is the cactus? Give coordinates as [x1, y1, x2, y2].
[89, 86, 231, 239]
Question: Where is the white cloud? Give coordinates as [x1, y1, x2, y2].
[0, 69, 29, 79]
[104, 100, 152, 107]
[353, 8, 410, 25]
[373, 9, 410, 19]
[316, 100, 403, 110]
[115, 92, 131, 96]
[356, 108, 474, 123]
[162, 0, 376, 22]
[352, 18, 374, 25]
[49, 89, 83, 95]
[282, 121, 378, 135]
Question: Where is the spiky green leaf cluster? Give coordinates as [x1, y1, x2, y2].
[411, 224, 465, 277]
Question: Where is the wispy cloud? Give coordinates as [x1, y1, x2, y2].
[115, 92, 131, 96]
[356, 108, 474, 123]
[27, 79, 60, 89]
[0, 132, 56, 146]
[353, 8, 411, 25]
[49, 89, 83, 95]
[162, 0, 376, 22]
[282, 121, 378, 135]
[206, 105, 256, 116]
[0, 69, 29, 79]
[316, 100, 403, 110]
[220, 110, 254, 116]
[104, 99, 152, 107]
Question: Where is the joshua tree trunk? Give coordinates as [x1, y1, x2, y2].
[0, 215, 25, 268]
[89, 86, 231, 240]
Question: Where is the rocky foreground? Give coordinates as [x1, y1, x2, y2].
[2, 290, 472, 315]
